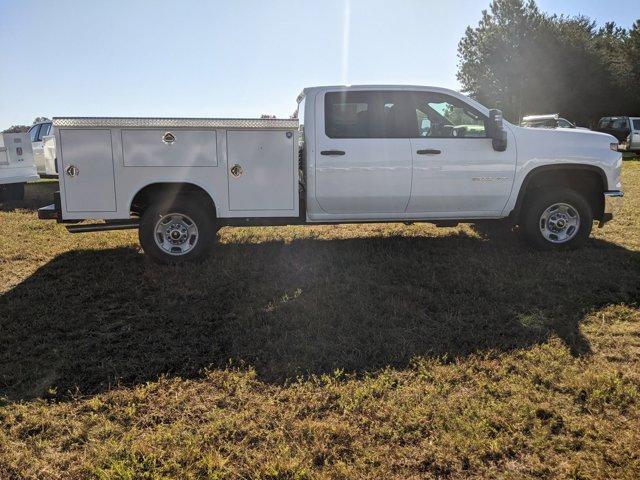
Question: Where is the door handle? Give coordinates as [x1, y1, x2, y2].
[416, 149, 442, 155]
[320, 150, 345, 156]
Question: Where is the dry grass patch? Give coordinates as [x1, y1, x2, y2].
[1, 165, 639, 479]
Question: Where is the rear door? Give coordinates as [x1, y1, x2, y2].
[406, 92, 516, 215]
[314, 90, 412, 214]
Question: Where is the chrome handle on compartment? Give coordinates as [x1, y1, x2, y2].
[230, 164, 243, 178]
[65, 165, 79, 177]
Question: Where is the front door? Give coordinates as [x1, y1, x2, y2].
[29, 124, 45, 174]
[314, 90, 412, 214]
[406, 92, 516, 215]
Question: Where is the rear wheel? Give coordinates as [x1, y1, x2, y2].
[139, 196, 216, 263]
[522, 188, 593, 250]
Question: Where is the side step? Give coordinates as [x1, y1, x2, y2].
[66, 221, 139, 233]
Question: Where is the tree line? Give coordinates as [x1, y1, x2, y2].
[457, 0, 640, 126]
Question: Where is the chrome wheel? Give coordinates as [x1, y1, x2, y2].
[539, 203, 580, 244]
[154, 213, 199, 256]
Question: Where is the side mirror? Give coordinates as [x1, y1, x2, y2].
[489, 109, 507, 152]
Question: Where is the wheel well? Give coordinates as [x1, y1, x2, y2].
[514, 166, 606, 222]
[130, 183, 216, 217]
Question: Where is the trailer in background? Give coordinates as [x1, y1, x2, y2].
[0, 132, 39, 201]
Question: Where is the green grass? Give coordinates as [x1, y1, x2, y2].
[1, 165, 639, 479]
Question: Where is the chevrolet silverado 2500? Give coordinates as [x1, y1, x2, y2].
[38, 85, 623, 263]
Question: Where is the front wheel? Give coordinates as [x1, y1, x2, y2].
[139, 197, 216, 263]
[522, 188, 593, 250]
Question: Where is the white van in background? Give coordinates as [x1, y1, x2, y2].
[0, 131, 39, 201]
[29, 120, 58, 177]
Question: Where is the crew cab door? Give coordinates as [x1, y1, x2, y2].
[406, 92, 516, 215]
[314, 90, 412, 214]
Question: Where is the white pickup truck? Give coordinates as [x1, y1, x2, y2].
[38, 85, 623, 263]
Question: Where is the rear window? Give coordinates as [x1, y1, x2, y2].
[325, 92, 371, 138]
[633, 119, 640, 130]
[324, 91, 410, 138]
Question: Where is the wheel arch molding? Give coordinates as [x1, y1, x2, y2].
[510, 164, 608, 222]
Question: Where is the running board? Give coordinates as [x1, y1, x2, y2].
[66, 221, 139, 233]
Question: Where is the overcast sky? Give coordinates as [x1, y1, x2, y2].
[0, 0, 637, 129]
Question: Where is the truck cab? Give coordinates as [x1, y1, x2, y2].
[38, 85, 623, 263]
[28, 120, 58, 177]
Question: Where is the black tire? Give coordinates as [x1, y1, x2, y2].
[522, 188, 593, 250]
[138, 196, 216, 264]
[0, 183, 25, 201]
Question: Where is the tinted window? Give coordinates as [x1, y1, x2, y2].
[29, 124, 40, 142]
[411, 93, 487, 138]
[325, 92, 371, 138]
[324, 91, 410, 138]
[38, 123, 51, 139]
[611, 118, 628, 130]
[633, 119, 640, 130]
[558, 119, 573, 128]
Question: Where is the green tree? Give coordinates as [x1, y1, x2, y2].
[457, 0, 639, 125]
[2, 125, 30, 133]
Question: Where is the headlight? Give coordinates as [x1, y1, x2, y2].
[610, 142, 619, 151]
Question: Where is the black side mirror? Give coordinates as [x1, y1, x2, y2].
[489, 109, 507, 152]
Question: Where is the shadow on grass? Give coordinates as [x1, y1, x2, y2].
[0, 181, 59, 212]
[1, 229, 639, 401]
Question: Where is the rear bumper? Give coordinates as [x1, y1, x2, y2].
[599, 190, 623, 227]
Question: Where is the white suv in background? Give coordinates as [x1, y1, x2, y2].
[28, 120, 58, 177]
[596, 116, 640, 153]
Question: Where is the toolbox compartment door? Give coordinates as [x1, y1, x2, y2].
[227, 130, 296, 212]
[121, 129, 217, 167]
[60, 129, 116, 212]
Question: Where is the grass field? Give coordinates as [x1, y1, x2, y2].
[1, 164, 639, 479]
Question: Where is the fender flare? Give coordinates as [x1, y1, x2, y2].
[509, 164, 607, 220]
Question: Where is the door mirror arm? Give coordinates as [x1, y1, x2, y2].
[488, 109, 508, 152]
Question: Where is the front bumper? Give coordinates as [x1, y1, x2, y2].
[599, 190, 624, 227]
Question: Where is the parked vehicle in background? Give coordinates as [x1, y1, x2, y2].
[521, 114, 588, 130]
[596, 116, 640, 153]
[29, 120, 58, 177]
[0, 131, 38, 201]
[38, 85, 623, 263]
[42, 134, 58, 176]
